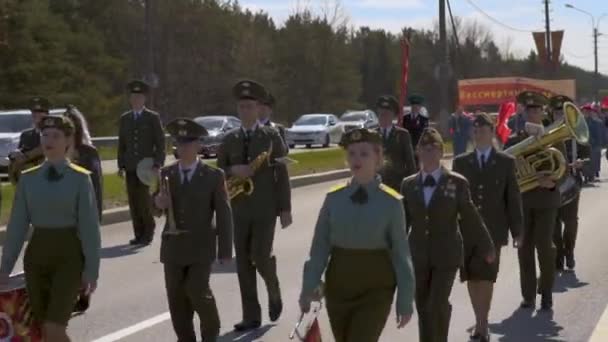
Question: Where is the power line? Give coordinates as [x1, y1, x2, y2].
[464, 0, 539, 33]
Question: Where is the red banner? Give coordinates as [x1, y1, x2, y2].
[458, 77, 576, 106]
[0, 275, 42, 341]
[398, 38, 410, 126]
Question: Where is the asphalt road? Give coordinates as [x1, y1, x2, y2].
[100, 146, 339, 175]
[5, 158, 608, 341]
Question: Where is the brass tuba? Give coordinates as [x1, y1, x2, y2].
[504, 101, 589, 193]
[227, 143, 273, 200]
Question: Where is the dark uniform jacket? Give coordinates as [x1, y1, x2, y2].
[262, 120, 292, 213]
[73, 144, 103, 220]
[156, 161, 233, 265]
[117, 108, 165, 171]
[401, 167, 494, 269]
[217, 126, 287, 216]
[504, 131, 567, 209]
[376, 126, 416, 190]
[402, 113, 429, 146]
[18, 128, 41, 153]
[452, 148, 523, 246]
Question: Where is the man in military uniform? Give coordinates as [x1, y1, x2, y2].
[549, 95, 589, 271]
[8, 97, 49, 183]
[505, 91, 566, 310]
[259, 91, 293, 229]
[448, 105, 473, 156]
[217, 80, 288, 331]
[453, 113, 523, 341]
[401, 128, 494, 342]
[402, 94, 429, 147]
[375, 95, 416, 191]
[117, 80, 166, 246]
[153, 118, 233, 342]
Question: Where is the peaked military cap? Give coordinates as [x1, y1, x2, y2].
[339, 128, 382, 148]
[549, 95, 573, 110]
[127, 80, 150, 94]
[473, 112, 494, 128]
[166, 117, 207, 143]
[516, 91, 548, 108]
[39, 115, 75, 136]
[29, 97, 50, 113]
[418, 127, 444, 148]
[232, 79, 267, 101]
[262, 92, 276, 107]
[408, 94, 425, 105]
[376, 95, 399, 114]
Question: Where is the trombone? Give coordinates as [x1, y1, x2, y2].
[160, 175, 188, 236]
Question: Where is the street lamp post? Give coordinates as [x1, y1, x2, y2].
[565, 4, 607, 102]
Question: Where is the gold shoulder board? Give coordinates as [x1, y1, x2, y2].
[379, 184, 403, 200]
[328, 183, 348, 193]
[21, 164, 42, 174]
[68, 163, 91, 175]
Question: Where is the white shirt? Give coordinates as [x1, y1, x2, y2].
[420, 167, 442, 207]
[475, 147, 492, 169]
[132, 108, 144, 120]
[241, 124, 258, 136]
[258, 118, 271, 126]
[178, 160, 198, 183]
[380, 126, 393, 139]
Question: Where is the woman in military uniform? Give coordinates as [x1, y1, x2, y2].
[299, 128, 415, 342]
[64, 105, 103, 219]
[0, 116, 101, 342]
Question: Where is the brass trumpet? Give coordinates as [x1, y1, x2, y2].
[160, 175, 188, 235]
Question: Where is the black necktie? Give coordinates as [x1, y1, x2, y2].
[423, 175, 436, 187]
[182, 169, 191, 186]
[47, 165, 63, 182]
[480, 154, 486, 169]
[350, 186, 368, 204]
[383, 129, 388, 142]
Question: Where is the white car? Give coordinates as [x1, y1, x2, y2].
[337, 110, 379, 132]
[0, 109, 65, 172]
[286, 114, 343, 148]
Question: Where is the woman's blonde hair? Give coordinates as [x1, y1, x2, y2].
[63, 105, 93, 146]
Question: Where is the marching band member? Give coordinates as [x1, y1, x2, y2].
[549, 96, 589, 271]
[401, 94, 429, 147]
[300, 128, 414, 342]
[453, 113, 523, 342]
[217, 79, 288, 331]
[153, 118, 233, 342]
[63, 105, 103, 220]
[117, 80, 165, 247]
[375, 95, 416, 191]
[505, 91, 567, 310]
[401, 127, 494, 342]
[0, 115, 100, 342]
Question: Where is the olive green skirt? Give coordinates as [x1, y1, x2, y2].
[325, 247, 397, 342]
[24, 228, 84, 325]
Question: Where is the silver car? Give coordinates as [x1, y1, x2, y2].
[194, 115, 241, 157]
[338, 110, 379, 132]
[0, 109, 64, 172]
[286, 114, 343, 148]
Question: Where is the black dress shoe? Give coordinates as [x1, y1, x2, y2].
[541, 294, 553, 311]
[566, 254, 576, 270]
[129, 238, 141, 245]
[556, 255, 564, 271]
[233, 320, 261, 332]
[269, 297, 283, 322]
[73, 294, 90, 313]
[520, 300, 534, 309]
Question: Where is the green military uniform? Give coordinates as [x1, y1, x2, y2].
[505, 91, 566, 309]
[401, 128, 494, 342]
[301, 128, 414, 342]
[0, 116, 101, 325]
[217, 80, 287, 329]
[548, 95, 589, 270]
[154, 118, 233, 342]
[117, 80, 166, 245]
[452, 113, 523, 282]
[375, 95, 416, 191]
[72, 144, 103, 220]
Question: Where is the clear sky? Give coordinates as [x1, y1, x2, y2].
[239, 0, 608, 75]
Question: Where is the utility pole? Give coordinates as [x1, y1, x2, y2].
[594, 27, 599, 102]
[544, 0, 553, 77]
[144, 0, 156, 106]
[438, 0, 450, 135]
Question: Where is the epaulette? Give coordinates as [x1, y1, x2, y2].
[328, 183, 348, 193]
[379, 184, 403, 200]
[21, 164, 42, 175]
[68, 163, 91, 175]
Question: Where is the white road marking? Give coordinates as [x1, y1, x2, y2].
[590, 304, 608, 342]
[91, 312, 170, 342]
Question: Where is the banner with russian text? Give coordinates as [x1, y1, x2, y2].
[458, 77, 576, 107]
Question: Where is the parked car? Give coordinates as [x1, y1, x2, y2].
[337, 110, 379, 132]
[286, 114, 342, 148]
[172, 115, 241, 158]
[0, 109, 65, 173]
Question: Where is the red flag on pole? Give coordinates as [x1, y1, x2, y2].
[398, 37, 410, 126]
[303, 317, 322, 342]
[496, 101, 516, 144]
